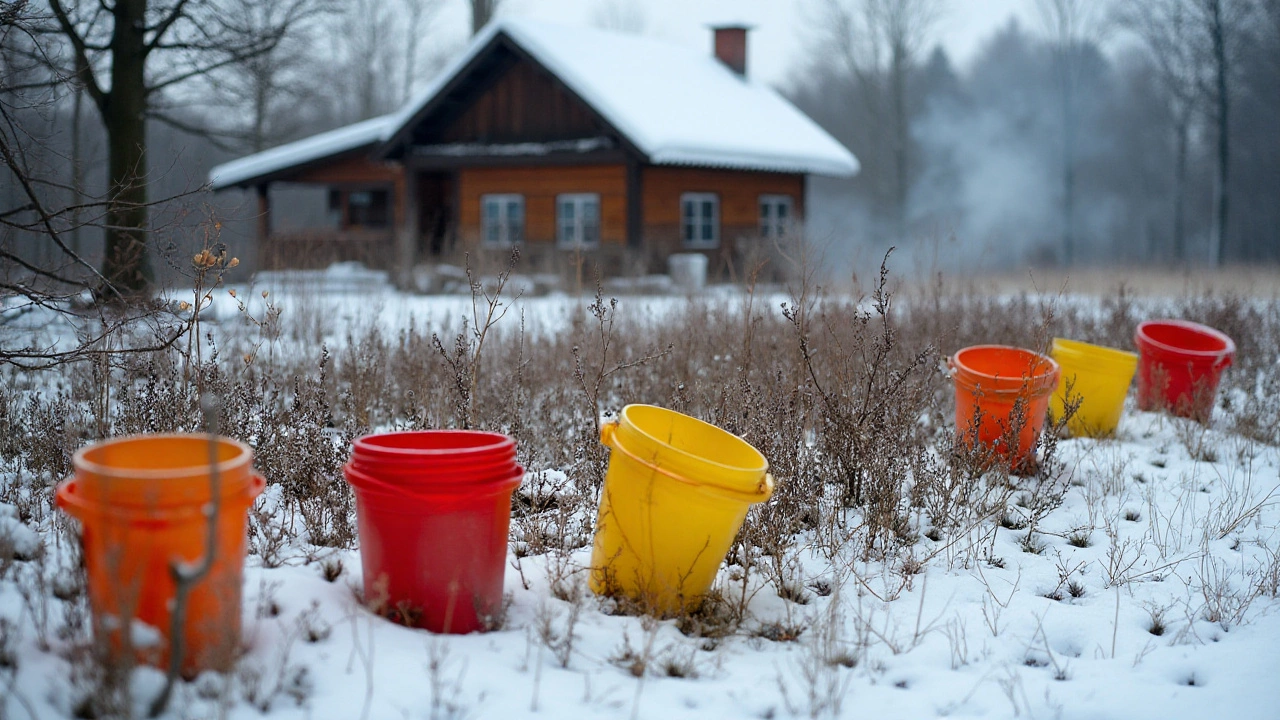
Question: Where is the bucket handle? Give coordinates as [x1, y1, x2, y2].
[600, 421, 774, 502]
[600, 420, 619, 447]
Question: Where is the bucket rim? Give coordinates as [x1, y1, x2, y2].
[1134, 320, 1236, 360]
[605, 425, 775, 503]
[618, 404, 769, 476]
[352, 430, 515, 462]
[72, 433, 253, 482]
[343, 462, 524, 500]
[950, 345, 1060, 395]
[1051, 338, 1138, 372]
[57, 472, 266, 519]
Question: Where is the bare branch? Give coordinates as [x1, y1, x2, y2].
[47, 0, 107, 112]
[144, 0, 193, 54]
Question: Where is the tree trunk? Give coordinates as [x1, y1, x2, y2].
[1172, 111, 1189, 264]
[891, 42, 909, 244]
[252, 62, 269, 153]
[71, 83, 84, 258]
[1210, 0, 1230, 267]
[403, 1, 421, 103]
[1061, 49, 1076, 267]
[471, 0, 494, 35]
[102, 0, 152, 298]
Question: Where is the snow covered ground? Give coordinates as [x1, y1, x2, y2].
[2, 281, 1279, 719]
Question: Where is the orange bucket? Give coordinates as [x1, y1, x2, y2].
[56, 434, 264, 675]
[949, 345, 1060, 469]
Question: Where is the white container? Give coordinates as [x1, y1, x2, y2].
[667, 253, 708, 292]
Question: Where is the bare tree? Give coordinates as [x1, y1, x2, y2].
[212, 0, 333, 153]
[330, 0, 401, 122]
[470, 0, 501, 36]
[1, 3, 231, 370]
[1194, 0, 1253, 266]
[817, 0, 938, 243]
[1038, 0, 1106, 267]
[402, 0, 445, 103]
[1118, 0, 1202, 263]
[1118, 0, 1252, 266]
[590, 0, 647, 35]
[39, 0, 321, 299]
[872, 0, 938, 243]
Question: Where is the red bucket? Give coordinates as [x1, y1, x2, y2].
[350, 430, 516, 486]
[1134, 320, 1235, 421]
[949, 345, 1060, 470]
[344, 431, 522, 634]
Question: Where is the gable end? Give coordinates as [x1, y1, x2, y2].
[379, 33, 647, 162]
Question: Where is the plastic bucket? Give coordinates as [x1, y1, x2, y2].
[1134, 320, 1234, 421]
[349, 430, 516, 486]
[56, 434, 264, 675]
[949, 346, 1060, 469]
[344, 430, 522, 634]
[589, 405, 774, 615]
[1050, 338, 1139, 437]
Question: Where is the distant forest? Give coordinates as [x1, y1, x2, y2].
[3, 0, 1278, 287]
[789, 0, 1280, 273]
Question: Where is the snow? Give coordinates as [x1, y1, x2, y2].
[207, 114, 397, 190]
[6, 404, 1280, 718]
[414, 137, 616, 157]
[2, 288, 1279, 719]
[209, 18, 859, 190]
[0, 504, 39, 559]
[389, 18, 860, 177]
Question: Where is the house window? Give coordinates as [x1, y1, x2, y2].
[759, 194, 793, 237]
[557, 193, 601, 249]
[347, 189, 391, 228]
[681, 192, 719, 249]
[481, 194, 524, 247]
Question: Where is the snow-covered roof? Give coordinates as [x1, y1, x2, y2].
[208, 18, 858, 188]
[208, 114, 396, 190]
[385, 18, 859, 177]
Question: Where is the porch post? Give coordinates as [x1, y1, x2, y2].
[625, 156, 643, 250]
[397, 167, 420, 289]
[255, 183, 271, 269]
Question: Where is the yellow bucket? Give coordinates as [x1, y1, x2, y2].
[589, 405, 773, 615]
[1050, 338, 1139, 437]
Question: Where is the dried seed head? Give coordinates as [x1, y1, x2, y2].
[228, 288, 237, 298]
[178, 301, 190, 311]
[192, 249, 219, 268]
[227, 257, 240, 268]
[261, 290, 269, 298]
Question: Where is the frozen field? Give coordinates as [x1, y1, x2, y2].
[1, 276, 1278, 720]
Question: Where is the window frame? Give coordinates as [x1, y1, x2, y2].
[346, 188, 392, 229]
[758, 194, 794, 238]
[480, 193, 525, 248]
[556, 193, 602, 249]
[680, 192, 720, 249]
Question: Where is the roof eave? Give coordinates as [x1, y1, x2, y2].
[649, 151, 860, 178]
[207, 115, 395, 189]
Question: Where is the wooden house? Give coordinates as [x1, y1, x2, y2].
[208, 18, 859, 281]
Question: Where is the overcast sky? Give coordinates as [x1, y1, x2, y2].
[427, 0, 1046, 86]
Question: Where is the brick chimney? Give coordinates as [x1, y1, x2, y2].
[711, 24, 750, 77]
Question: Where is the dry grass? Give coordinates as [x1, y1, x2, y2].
[2, 253, 1279, 713]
